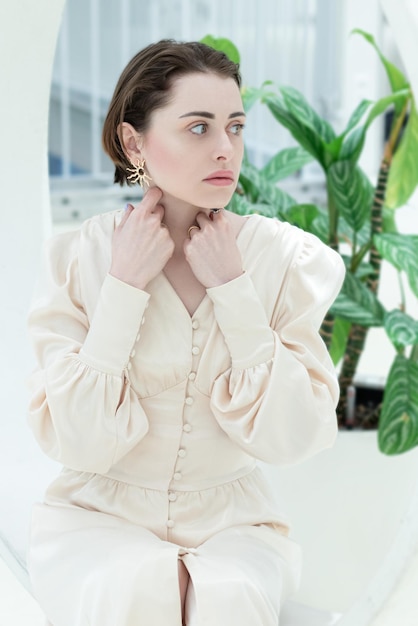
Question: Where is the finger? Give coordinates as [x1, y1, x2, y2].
[194, 212, 211, 229]
[152, 204, 165, 222]
[183, 236, 195, 258]
[187, 225, 200, 239]
[119, 203, 135, 227]
[209, 208, 224, 221]
[139, 187, 163, 213]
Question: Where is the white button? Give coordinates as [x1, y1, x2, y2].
[188, 372, 196, 381]
[127, 362, 132, 370]
[192, 320, 199, 330]
[185, 397, 193, 406]
[178, 449, 186, 458]
[166, 519, 175, 528]
[168, 492, 177, 502]
[173, 472, 182, 481]
[183, 424, 192, 433]
[130, 349, 136, 358]
[136, 333, 141, 342]
[192, 346, 200, 355]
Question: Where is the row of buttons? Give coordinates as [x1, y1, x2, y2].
[165, 317, 202, 532]
[165, 418, 193, 527]
[126, 309, 147, 371]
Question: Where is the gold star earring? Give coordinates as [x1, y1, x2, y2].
[126, 159, 152, 188]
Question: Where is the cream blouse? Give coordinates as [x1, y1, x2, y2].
[27, 211, 345, 542]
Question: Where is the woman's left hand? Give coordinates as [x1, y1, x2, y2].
[183, 210, 243, 288]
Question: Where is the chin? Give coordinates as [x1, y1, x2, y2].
[199, 190, 236, 209]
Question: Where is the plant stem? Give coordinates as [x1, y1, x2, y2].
[367, 159, 390, 290]
[387, 98, 410, 157]
[337, 96, 409, 424]
[338, 325, 367, 425]
[411, 344, 418, 363]
[351, 230, 358, 272]
[320, 178, 340, 349]
[320, 314, 335, 351]
[397, 270, 407, 313]
[327, 178, 339, 252]
[337, 157, 391, 424]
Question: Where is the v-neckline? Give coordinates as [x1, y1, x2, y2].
[158, 214, 257, 320]
[159, 272, 209, 320]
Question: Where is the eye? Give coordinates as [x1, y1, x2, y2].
[190, 123, 207, 135]
[230, 123, 245, 136]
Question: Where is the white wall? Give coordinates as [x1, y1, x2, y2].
[0, 0, 66, 560]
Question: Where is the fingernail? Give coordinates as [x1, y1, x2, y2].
[124, 203, 131, 211]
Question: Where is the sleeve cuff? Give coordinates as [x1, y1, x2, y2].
[206, 272, 274, 368]
[80, 274, 150, 374]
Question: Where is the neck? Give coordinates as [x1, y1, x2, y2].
[158, 191, 215, 251]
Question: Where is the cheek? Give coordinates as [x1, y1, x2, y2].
[144, 133, 191, 180]
[145, 141, 175, 174]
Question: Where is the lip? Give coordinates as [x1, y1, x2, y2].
[203, 170, 235, 184]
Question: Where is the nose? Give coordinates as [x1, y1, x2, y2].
[213, 130, 234, 162]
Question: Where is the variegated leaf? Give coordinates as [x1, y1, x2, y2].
[309, 213, 329, 243]
[240, 162, 296, 214]
[378, 355, 418, 455]
[328, 162, 373, 232]
[374, 234, 418, 298]
[200, 35, 240, 64]
[353, 29, 409, 95]
[263, 93, 326, 165]
[328, 101, 371, 162]
[344, 100, 372, 134]
[338, 214, 371, 249]
[329, 317, 351, 365]
[228, 194, 277, 218]
[365, 90, 410, 129]
[340, 125, 367, 164]
[241, 86, 265, 113]
[386, 104, 418, 209]
[384, 309, 418, 349]
[261, 147, 313, 183]
[329, 272, 386, 326]
[283, 204, 319, 231]
[280, 86, 336, 144]
[340, 91, 409, 164]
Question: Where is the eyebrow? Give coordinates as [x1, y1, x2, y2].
[179, 111, 246, 119]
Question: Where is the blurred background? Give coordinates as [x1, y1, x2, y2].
[49, 0, 396, 225]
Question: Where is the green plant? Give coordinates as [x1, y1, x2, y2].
[203, 33, 418, 455]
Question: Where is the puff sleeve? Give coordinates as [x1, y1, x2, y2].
[207, 230, 345, 466]
[27, 229, 150, 473]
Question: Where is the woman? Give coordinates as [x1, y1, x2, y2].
[27, 40, 345, 626]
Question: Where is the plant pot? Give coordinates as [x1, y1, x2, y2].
[344, 381, 384, 430]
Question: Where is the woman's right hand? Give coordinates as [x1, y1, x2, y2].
[110, 187, 174, 290]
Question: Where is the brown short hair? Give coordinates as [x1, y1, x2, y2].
[102, 39, 242, 186]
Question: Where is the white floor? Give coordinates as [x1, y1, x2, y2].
[0, 555, 45, 626]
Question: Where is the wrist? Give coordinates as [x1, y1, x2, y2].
[109, 269, 148, 291]
[206, 269, 244, 289]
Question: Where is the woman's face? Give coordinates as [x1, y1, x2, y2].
[141, 72, 245, 209]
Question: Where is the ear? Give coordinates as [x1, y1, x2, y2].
[118, 122, 143, 163]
